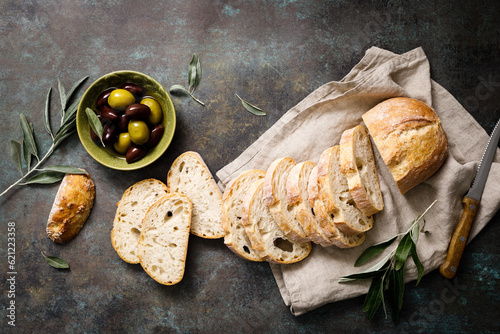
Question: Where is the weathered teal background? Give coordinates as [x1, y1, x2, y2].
[0, 0, 499, 333]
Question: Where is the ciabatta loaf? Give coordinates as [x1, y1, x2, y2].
[111, 179, 169, 264]
[167, 151, 225, 239]
[242, 179, 311, 263]
[308, 166, 366, 248]
[138, 193, 192, 285]
[362, 97, 448, 194]
[46, 172, 95, 243]
[221, 169, 266, 261]
[262, 158, 309, 243]
[340, 125, 384, 216]
[286, 161, 334, 247]
[316, 146, 373, 236]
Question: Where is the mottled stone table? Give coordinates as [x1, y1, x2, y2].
[0, 1, 499, 333]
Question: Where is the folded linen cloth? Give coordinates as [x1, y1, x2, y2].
[216, 47, 500, 316]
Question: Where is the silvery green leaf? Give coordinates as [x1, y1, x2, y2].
[169, 84, 190, 96]
[25, 171, 65, 184]
[58, 78, 67, 117]
[53, 129, 76, 149]
[355, 236, 397, 267]
[410, 219, 420, 244]
[44, 87, 53, 139]
[64, 76, 88, 107]
[188, 53, 201, 92]
[54, 116, 76, 144]
[236, 94, 266, 116]
[19, 114, 38, 158]
[10, 140, 23, 176]
[42, 252, 69, 269]
[22, 140, 32, 171]
[85, 107, 104, 146]
[339, 257, 391, 283]
[61, 97, 81, 125]
[41, 165, 86, 174]
[363, 274, 385, 319]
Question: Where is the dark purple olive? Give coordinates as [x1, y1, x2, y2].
[90, 127, 101, 145]
[121, 82, 144, 97]
[117, 113, 129, 132]
[96, 87, 115, 109]
[99, 105, 119, 123]
[126, 145, 148, 163]
[125, 103, 150, 119]
[146, 124, 164, 148]
[102, 123, 119, 147]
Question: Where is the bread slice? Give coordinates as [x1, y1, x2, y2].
[308, 166, 366, 248]
[340, 125, 384, 216]
[111, 179, 169, 264]
[262, 158, 309, 243]
[221, 169, 266, 261]
[138, 193, 192, 285]
[242, 179, 311, 263]
[167, 151, 225, 239]
[286, 161, 334, 247]
[316, 146, 373, 236]
[362, 97, 448, 194]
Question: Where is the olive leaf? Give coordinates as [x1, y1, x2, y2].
[188, 53, 202, 93]
[0, 76, 87, 198]
[387, 264, 405, 323]
[10, 140, 23, 176]
[339, 200, 437, 323]
[44, 87, 53, 139]
[169, 84, 206, 106]
[42, 252, 69, 269]
[236, 94, 266, 116]
[411, 242, 424, 286]
[85, 107, 104, 146]
[354, 236, 397, 267]
[20, 114, 38, 159]
[24, 171, 65, 185]
[41, 165, 86, 174]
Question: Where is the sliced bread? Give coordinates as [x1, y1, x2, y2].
[262, 157, 309, 243]
[167, 151, 225, 239]
[138, 193, 192, 285]
[316, 146, 373, 236]
[111, 179, 169, 264]
[221, 169, 266, 262]
[339, 125, 384, 216]
[308, 165, 366, 248]
[286, 161, 334, 247]
[242, 179, 311, 263]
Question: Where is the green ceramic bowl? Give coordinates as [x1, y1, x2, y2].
[76, 71, 176, 170]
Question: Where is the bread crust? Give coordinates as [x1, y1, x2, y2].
[46, 172, 95, 243]
[362, 97, 448, 194]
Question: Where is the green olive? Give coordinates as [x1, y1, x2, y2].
[113, 132, 132, 155]
[108, 89, 136, 111]
[141, 98, 163, 124]
[128, 120, 150, 145]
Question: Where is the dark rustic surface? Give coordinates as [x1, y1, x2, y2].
[1, 1, 499, 333]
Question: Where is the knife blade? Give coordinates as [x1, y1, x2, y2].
[440, 118, 500, 279]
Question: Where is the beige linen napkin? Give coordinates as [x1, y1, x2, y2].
[216, 47, 500, 316]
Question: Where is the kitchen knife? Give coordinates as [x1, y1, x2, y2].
[440, 118, 500, 279]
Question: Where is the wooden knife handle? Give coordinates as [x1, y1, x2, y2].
[439, 196, 480, 279]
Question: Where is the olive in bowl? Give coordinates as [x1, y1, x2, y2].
[76, 71, 175, 170]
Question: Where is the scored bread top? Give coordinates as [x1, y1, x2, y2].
[167, 151, 225, 239]
[138, 193, 192, 286]
[362, 97, 448, 194]
[262, 157, 309, 243]
[221, 169, 266, 262]
[340, 125, 384, 216]
[242, 179, 311, 263]
[111, 179, 169, 264]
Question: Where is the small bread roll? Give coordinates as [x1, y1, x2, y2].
[46, 172, 95, 243]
